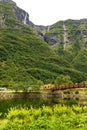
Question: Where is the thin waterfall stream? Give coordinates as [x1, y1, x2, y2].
[23, 13, 27, 24]
[63, 21, 68, 49]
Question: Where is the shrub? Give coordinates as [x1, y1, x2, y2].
[3, 105, 87, 130]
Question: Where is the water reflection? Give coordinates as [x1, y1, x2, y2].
[0, 95, 87, 118]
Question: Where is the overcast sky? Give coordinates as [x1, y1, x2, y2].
[13, 0, 87, 26]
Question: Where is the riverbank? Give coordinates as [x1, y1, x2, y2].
[0, 88, 87, 100]
[0, 92, 42, 99]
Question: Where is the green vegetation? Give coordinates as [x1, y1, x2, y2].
[52, 20, 87, 81]
[54, 75, 73, 86]
[45, 21, 64, 44]
[0, 27, 85, 90]
[1, 105, 87, 130]
[0, 2, 21, 28]
[0, 26, 86, 90]
[0, 27, 80, 90]
[0, 1, 87, 91]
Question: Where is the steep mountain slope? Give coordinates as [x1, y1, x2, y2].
[0, 0, 34, 27]
[0, 0, 86, 90]
[42, 19, 87, 78]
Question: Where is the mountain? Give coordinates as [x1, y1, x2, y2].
[43, 19, 87, 76]
[0, 0, 35, 27]
[0, 0, 86, 90]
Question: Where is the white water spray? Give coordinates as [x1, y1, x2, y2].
[63, 21, 68, 49]
[23, 13, 27, 24]
[47, 26, 50, 31]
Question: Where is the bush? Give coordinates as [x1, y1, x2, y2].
[3, 105, 87, 130]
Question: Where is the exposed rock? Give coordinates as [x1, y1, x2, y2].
[0, 0, 16, 5]
[0, 15, 5, 27]
[44, 34, 60, 45]
[1, 0, 87, 49]
[80, 18, 87, 23]
[75, 30, 81, 35]
[85, 42, 87, 47]
[0, 0, 34, 27]
[82, 30, 87, 35]
[0, 0, 11, 2]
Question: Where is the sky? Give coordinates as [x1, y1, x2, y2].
[13, 0, 87, 26]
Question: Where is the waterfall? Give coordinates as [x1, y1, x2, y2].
[47, 26, 50, 31]
[62, 21, 68, 49]
[23, 13, 27, 24]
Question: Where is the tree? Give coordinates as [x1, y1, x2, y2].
[54, 75, 73, 86]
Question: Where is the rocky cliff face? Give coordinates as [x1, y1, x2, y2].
[0, 0, 87, 49]
[0, 0, 13, 3]
[0, 0, 34, 27]
[13, 4, 34, 27]
[41, 19, 87, 49]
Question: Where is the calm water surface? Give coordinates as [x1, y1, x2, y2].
[0, 95, 87, 117]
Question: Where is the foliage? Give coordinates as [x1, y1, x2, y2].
[2, 105, 87, 130]
[0, 27, 84, 90]
[49, 19, 87, 81]
[54, 75, 73, 86]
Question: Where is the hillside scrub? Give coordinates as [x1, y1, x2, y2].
[0, 28, 85, 91]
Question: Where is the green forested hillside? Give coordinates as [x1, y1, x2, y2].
[1, 27, 84, 89]
[44, 19, 87, 81]
[0, 0, 86, 90]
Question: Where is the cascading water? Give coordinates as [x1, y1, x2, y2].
[47, 26, 50, 31]
[63, 21, 68, 49]
[23, 13, 27, 24]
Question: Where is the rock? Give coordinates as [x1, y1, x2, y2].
[0, 0, 16, 5]
[0, 0, 34, 27]
[85, 42, 87, 47]
[1, 0, 87, 49]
